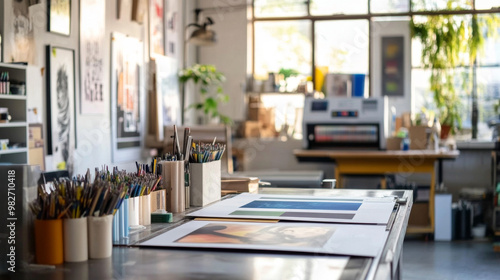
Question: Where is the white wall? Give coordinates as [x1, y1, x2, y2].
[370, 19, 412, 115]
[194, 0, 249, 123]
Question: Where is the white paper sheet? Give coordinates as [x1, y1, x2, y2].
[139, 220, 389, 258]
[187, 193, 396, 224]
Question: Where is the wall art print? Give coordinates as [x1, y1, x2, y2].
[46, 46, 76, 175]
[110, 32, 144, 163]
[150, 0, 165, 56]
[48, 0, 71, 36]
[80, 0, 105, 114]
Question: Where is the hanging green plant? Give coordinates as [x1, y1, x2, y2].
[179, 64, 232, 125]
[410, 0, 500, 136]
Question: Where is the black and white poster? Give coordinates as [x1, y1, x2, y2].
[46, 46, 76, 175]
[80, 0, 105, 114]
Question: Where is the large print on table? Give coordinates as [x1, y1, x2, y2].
[188, 193, 396, 224]
[110, 33, 144, 163]
[139, 220, 389, 258]
[80, 0, 105, 114]
[46, 46, 76, 175]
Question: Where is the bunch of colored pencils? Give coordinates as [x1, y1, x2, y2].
[30, 166, 162, 219]
[189, 142, 226, 163]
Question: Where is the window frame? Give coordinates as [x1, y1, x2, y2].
[251, 0, 500, 139]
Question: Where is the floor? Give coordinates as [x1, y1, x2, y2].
[403, 238, 500, 280]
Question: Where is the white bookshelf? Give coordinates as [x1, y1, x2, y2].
[0, 63, 28, 164]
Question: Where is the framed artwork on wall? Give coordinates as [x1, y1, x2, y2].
[165, 0, 179, 57]
[5, 0, 37, 63]
[131, 0, 148, 24]
[110, 32, 144, 163]
[381, 36, 404, 96]
[48, 0, 71, 36]
[80, 0, 105, 114]
[149, 0, 165, 56]
[45, 46, 76, 175]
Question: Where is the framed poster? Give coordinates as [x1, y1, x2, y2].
[5, 0, 36, 63]
[156, 56, 181, 131]
[45, 46, 76, 175]
[110, 32, 144, 163]
[165, 0, 179, 56]
[131, 0, 148, 24]
[381, 36, 404, 96]
[117, 0, 132, 20]
[80, 0, 105, 114]
[149, 0, 165, 56]
[48, 0, 71, 36]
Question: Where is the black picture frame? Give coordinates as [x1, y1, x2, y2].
[45, 45, 76, 173]
[47, 0, 71, 36]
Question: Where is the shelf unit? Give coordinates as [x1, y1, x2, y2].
[0, 63, 28, 164]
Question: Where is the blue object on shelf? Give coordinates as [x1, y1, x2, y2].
[351, 74, 365, 98]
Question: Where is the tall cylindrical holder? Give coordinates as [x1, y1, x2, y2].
[63, 217, 88, 262]
[128, 197, 139, 227]
[88, 215, 113, 259]
[141, 194, 151, 225]
[160, 161, 185, 213]
[34, 219, 64, 265]
[122, 198, 129, 238]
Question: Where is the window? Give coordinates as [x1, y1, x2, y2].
[310, 0, 368, 15]
[254, 20, 312, 78]
[412, 0, 472, 11]
[254, 0, 308, 18]
[315, 20, 369, 74]
[371, 0, 410, 13]
[252, 1, 500, 140]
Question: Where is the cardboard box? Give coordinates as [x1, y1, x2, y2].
[29, 147, 45, 170]
[386, 137, 402, 150]
[409, 126, 429, 150]
[409, 202, 430, 227]
[29, 125, 43, 148]
[240, 121, 260, 138]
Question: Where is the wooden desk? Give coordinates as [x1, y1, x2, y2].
[294, 149, 460, 234]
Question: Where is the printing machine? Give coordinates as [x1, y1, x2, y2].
[303, 96, 389, 150]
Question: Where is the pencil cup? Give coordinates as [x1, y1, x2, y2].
[34, 219, 64, 265]
[88, 215, 113, 259]
[140, 195, 151, 226]
[128, 197, 140, 227]
[63, 217, 88, 262]
[160, 161, 185, 213]
[189, 160, 221, 207]
[122, 198, 129, 238]
[150, 189, 166, 213]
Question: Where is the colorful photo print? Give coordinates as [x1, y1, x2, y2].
[240, 200, 361, 211]
[175, 223, 335, 248]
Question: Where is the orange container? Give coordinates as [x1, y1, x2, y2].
[34, 219, 64, 265]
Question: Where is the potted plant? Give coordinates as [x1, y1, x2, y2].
[179, 64, 231, 124]
[410, 2, 499, 138]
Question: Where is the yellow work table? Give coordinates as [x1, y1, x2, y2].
[294, 149, 460, 235]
